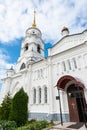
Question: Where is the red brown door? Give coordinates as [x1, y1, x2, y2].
[68, 97, 79, 122]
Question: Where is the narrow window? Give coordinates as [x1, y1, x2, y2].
[68, 60, 71, 70]
[37, 44, 41, 53]
[39, 87, 41, 103]
[62, 61, 66, 71]
[73, 58, 77, 68]
[33, 88, 36, 104]
[20, 63, 26, 70]
[44, 86, 47, 103]
[24, 43, 28, 51]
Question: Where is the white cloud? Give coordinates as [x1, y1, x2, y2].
[0, 0, 87, 42]
[0, 0, 87, 43]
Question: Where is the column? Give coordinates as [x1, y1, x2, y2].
[70, 59, 74, 71]
[47, 58, 54, 115]
[84, 54, 87, 68]
[65, 60, 69, 72]
[36, 88, 39, 104]
[76, 56, 81, 69]
[58, 62, 63, 74]
[41, 87, 44, 104]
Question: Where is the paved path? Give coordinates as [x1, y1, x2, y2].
[45, 122, 87, 130]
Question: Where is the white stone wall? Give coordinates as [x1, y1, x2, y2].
[50, 41, 87, 115]
[1, 28, 87, 121]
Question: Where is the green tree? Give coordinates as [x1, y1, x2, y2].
[0, 106, 2, 120]
[10, 88, 28, 127]
[0, 93, 12, 120]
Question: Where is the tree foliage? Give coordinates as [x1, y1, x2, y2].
[0, 93, 12, 120]
[10, 88, 28, 127]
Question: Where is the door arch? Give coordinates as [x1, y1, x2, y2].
[57, 75, 87, 122]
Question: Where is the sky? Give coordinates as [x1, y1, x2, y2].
[0, 0, 87, 90]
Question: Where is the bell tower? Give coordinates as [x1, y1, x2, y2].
[17, 10, 44, 71]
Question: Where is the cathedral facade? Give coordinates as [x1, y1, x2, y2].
[0, 13, 87, 122]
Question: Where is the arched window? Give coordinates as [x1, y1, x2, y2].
[33, 88, 36, 104]
[44, 86, 47, 103]
[39, 87, 41, 103]
[20, 63, 26, 70]
[37, 44, 41, 53]
[24, 43, 28, 51]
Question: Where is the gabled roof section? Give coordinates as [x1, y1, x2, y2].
[48, 29, 87, 56]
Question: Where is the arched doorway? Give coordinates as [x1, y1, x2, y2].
[67, 84, 85, 122]
[57, 75, 87, 122]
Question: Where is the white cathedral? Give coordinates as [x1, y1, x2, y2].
[0, 11, 87, 123]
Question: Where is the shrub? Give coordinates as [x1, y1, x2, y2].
[39, 120, 48, 128]
[34, 120, 48, 130]
[0, 120, 17, 130]
[17, 120, 49, 130]
[27, 119, 36, 124]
